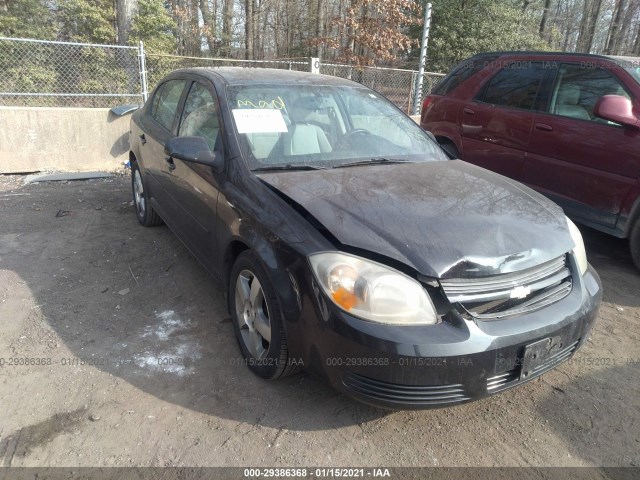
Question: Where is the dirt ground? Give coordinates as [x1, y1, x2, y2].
[0, 173, 638, 468]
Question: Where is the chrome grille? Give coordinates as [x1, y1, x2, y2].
[440, 255, 572, 319]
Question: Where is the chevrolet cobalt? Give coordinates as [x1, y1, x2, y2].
[129, 68, 602, 409]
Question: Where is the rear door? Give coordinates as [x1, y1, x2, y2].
[138, 78, 188, 222]
[459, 61, 546, 182]
[525, 62, 640, 230]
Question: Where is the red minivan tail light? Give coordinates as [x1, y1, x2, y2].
[422, 95, 434, 112]
[421, 95, 435, 122]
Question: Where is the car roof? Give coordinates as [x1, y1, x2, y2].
[168, 67, 361, 87]
[466, 51, 639, 63]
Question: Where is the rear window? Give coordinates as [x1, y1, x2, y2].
[477, 62, 545, 110]
[432, 56, 498, 95]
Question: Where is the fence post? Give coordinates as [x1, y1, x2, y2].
[138, 40, 148, 103]
[412, 3, 432, 115]
[409, 71, 418, 114]
[309, 57, 320, 74]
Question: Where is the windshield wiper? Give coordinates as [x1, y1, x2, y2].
[252, 164, 326, 172]
[333, 158, 412, 169]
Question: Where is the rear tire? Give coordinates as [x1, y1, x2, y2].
[229, 251, 299, 379]
[131, 161, 163, 227]
[630, 220, 640, 271]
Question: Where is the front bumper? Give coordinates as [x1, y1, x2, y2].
[302, 262, 602, 410]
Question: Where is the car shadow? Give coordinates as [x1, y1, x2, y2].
[535, 364, 640, 467]
[0, 177, 388, 435]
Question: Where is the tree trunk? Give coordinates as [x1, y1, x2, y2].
[618, 2, 640, 54]
[576, 0, 603, 53]
[539, 0, 552, 37]
[222, 0, 234, 55]
[315, 0, 323, 57]
[252, 0, 259, 58]
[199, 0, 218, 55]
[605, 0, 626, 54]
[245, 0, 254, 59]
[116, 0, 137, 45]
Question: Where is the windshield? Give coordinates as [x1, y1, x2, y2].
[226, 84, 448, 170]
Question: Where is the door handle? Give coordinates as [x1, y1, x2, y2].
[139, 134, 146, 145]
[463, 108, 475, 115]
[535, 123, 553, 131]
[165, 155, 176, 171]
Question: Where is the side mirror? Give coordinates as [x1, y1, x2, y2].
[164, 136, 224, 171]
[593, 95, 639, 128]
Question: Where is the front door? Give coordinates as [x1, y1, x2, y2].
[525, 62, 640, 230]
[163, 79, 224, 274]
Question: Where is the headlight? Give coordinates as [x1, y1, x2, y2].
[309, 252, 439, 325]
[566, 217, 588, 275]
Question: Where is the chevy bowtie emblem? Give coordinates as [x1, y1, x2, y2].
[510, 285, 531, 299]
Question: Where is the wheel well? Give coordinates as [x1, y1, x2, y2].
[435, 136, 460, 159]
[223, 241, 250, 285]
[435, 136, 453, 145]
[625, 196, 640, 237]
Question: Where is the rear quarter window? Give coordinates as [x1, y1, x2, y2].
[432, 56, 499, 95]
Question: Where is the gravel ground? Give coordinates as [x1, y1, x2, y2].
[0, 174, 638, 468]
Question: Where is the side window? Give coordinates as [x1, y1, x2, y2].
[549, 64, 630, 123]
[178, 82, 220, 151]
[150, 79, 186, 131]
[478, 62, 545, 110]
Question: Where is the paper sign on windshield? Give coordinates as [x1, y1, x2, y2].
[232, 109, 288, 134]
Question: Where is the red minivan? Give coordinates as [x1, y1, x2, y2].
[420, 52, 640, 269]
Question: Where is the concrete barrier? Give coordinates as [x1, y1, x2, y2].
[0, 107, 131, 173]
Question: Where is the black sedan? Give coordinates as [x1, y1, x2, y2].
[129, 68, 602, 409]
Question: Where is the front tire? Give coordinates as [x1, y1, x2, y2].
[630, 219, 640, 271]
[131, 161, 163, 227]
[229, 251, 298, 379]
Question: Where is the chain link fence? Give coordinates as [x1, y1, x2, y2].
[0, 37, 142, 108]
[0, 37, 444, 112]
[320, 62, 444, 114]
[145, 54, 311, 94]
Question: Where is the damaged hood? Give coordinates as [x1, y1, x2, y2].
[258, 160, 574, 278]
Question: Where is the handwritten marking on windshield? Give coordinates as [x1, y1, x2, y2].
[237, 96, 286, 110]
